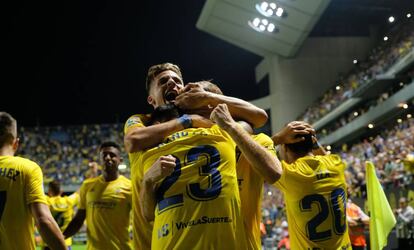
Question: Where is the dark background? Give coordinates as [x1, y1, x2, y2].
[1, 0, 412, 126]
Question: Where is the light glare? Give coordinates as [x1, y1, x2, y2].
[262, 19, 269, 25]
[276, 7, 284, 17]
[259, 25, 266, 31]
[383, 36, 388, 41]
[253, 18, 260, 27]
[407, 13, 412, 18]
[270, 3, 277, 9]
[354, 112, 359, 117]
[267, 23, 275, 32]
[368, 123, 374, 129]
[261, 2, 269, 11]
[388, 16, 395, 23]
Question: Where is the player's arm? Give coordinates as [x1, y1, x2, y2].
[63, 209, 86, 238]
[30, 202, 66, 250]
[125, 115, 213, 152]
[140, 155, 176, 222]
[211, 104, 282, 183]
[271, 121, 315, 145]
[175, 83, 268, 128]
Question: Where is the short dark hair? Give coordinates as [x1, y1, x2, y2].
[145, 63, 183, 93]
[150, 104, 182, 125]
[48, 180, 61, 195]
[99, 141, 121, 152]
[0, 112, 17, 148]
[286, 134, 313, 156]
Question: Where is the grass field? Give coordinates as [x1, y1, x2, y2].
[36, 245, 86, 250]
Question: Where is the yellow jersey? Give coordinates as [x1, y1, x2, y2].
[79, 175, 132, 250]
[139, 125, 246, 249]
[237, 133, 276, 250]
[46, 192, 79, 246]
[124, 114, 153, 250]
[0, 155, 48, 250]
[273, 154, 351, 250]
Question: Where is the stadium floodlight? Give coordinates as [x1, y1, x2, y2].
[388, 16, 395, 23]
[403, 104, 409, 109]
[256, 1, 287, 18]
[326, 145, 331, 151]
[383, 36, 388, 41]
[397, 118, 403, 123]
[353, 59, 358, 64]
[407, 13, 412, 18]
[368, 123, 374, 129]
[248, 17, 278, 33]
[267, 23, 275, 32]
[408, 114, 412, 119]
[335, 85, 341, 90]
[354, 112, 359, 117]
[118, 164, 127, 170]
[276, 7, 284, 17]
[400, 82, 404, 86]
[267, 191, 272, 196]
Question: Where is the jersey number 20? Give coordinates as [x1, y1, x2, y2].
[300, 188, 346, 241]
[156, 145, 222, 214]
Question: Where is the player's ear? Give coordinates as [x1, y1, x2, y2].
[12, 137, 19, 152]
[147, 95, 155, 106]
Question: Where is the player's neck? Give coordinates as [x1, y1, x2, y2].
[103, 171, 119, 182]
[0, 145, 15, 156]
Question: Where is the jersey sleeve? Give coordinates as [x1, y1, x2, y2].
[78, 182, 88, 210]
[68, 192, 80, 207]
[25, 164, 48, 205]
[272, 162, 288, 192]
[124, 114, 150, 134]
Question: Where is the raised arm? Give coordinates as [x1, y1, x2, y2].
[63, 209, 86, 239]
[140, 155, 176, 222]
[210, 104, 281, 183]
[30, 202, 66, 250]
[271, 121, 315, 146]
[175, 83, 268, 128]
[124, 115, 213, 153]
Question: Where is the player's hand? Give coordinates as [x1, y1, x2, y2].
[272, 121, 315, 145]
[210, 103, 236, 131]
[348, 218, 358, 227]
[175, 82, 212, 110]
[189, 114, 214, 128]
[144, 155, 176, 185]
[85, 161, 99, 179]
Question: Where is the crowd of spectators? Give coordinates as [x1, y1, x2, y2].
[300, 19, 414, 125]
[17, 123, 128, 185]
[318, 77, 413, 138]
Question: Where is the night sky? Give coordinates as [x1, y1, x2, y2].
[1, 0, 411, 127]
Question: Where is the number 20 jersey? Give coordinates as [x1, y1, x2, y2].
[273, 154, 351, 250]
[139, 125, 247, 249]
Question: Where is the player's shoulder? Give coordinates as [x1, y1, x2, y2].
[11, 156, 42, 173]
[316, 154, 344, 167]
[252, 133, 274, 145]
[118, 175, 132, 185]
[124, 114, 151, 131]
[82, 176, 101, 186]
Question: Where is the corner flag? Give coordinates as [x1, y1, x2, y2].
[365, 161, 396, 250]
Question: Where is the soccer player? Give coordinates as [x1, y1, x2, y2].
[272, 121, 351, 249]
[139, 103, 280, 249]
[124, 62, 269, 249]
[43, 180, 79, 250]
[0, 112, 66, 250]
[63, 141, 132, 250]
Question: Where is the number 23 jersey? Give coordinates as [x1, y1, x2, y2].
[139, 125, 246, 249]
[273, 154, 351, 250]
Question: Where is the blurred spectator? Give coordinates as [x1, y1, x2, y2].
[347, 194, 370, 250]
[394, 197, 414, 249]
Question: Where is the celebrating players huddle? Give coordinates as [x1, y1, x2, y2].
[0, 62, 351, 250]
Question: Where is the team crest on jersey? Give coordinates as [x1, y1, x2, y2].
[126, 116, 142, 128]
